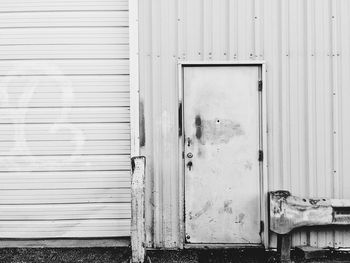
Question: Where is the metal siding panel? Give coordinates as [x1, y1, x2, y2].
[139, 0, 349, 248]
[182, 0, 202, 60]
[0, 171, 130, 189]
[228, 0, 239, 60]
[212, 1, 228, 60]
[0, 11, 129, 28]
[0, 0, 128, 12]
[0, 108, 130, 124]
[0, 123, 130, 141]
[0, 60, 129, 75]
[0, 140, 130, 155]
[0, 203, 131, 220]
[0, 75, 130, 93]
[0, 45, 129, 60]
[264, 0, 282, 191]
[0, 220, 130, 238]
[0, 188, 131, 204]
[138, 0, 154, 248]
[335, 0, 350, 248]
[0, 28, 128, 45]
[150, 0, 163, 247]
[159, 0, 179, 248]
[306, 0, 319, 247]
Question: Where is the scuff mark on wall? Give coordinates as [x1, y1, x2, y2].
[190, 200, 212, 220]
[139, 100, 145, 147]
[244, 161, 253, 170]
[234, 213, 245, 224]
[219, 200, 233, 214]
[195, 115, 202, 140]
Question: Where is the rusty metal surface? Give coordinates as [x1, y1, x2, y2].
[270, 191, 333, 234]
[270, 191, 350, 235]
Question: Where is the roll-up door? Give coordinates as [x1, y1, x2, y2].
[0, 0, 131, 238]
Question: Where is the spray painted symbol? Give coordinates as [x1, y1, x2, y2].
[0, 61, 86, 171]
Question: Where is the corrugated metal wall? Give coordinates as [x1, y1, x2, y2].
[139, 0, 350, 248]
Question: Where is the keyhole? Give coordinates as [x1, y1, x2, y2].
[187, 161, 193, 171]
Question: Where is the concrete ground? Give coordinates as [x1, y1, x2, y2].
[0, 247, 350, 263]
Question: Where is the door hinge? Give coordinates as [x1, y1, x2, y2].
[258, 150, 264, 162]
[259, 220, 264, 236]
[258, 80, 263, 92]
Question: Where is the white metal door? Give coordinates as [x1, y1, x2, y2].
[183, 65, 261, 244]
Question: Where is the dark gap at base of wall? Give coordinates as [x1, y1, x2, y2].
[1, 247, 350, 262]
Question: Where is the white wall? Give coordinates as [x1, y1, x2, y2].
[138, 0, 350, 248]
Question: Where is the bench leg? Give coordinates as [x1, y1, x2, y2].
[277, 234, 291, 263]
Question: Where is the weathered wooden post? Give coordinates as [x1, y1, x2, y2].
[131, 156, 146, 263]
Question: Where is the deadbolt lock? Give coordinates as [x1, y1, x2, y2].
[187, 152, 193, 158]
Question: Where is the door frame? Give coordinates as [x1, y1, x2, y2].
[177, 61, 268, 248]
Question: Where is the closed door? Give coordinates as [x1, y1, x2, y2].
[183, 65, 262, 244]
[0, 0, 131, 238]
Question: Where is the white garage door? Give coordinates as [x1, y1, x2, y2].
[0, 0, 131, 238]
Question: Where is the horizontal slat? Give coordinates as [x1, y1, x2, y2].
[0, 171, 130, 190]
[0, 140, 130, 155]
[0, 238, 130, 248]
[0, 60, 129, 76]
[0, 27, 128, 45]
[0, 219, 130, 238]
[0, 188, 131, 204]
[0, 0, 128, 12]
[0, 107, 130, 123]
[0, 171, 130, 189]
[0, 92, 129, 107]
[0, 45, 129, 59]
[0, 75, 129, 93]
[0, 11, 128, 28]
[0, 155, 130, 172]
[0, 203, 130, 220]
[0, 123, 130, 141]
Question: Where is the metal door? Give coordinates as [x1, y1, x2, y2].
[183, 65, 262, 244]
